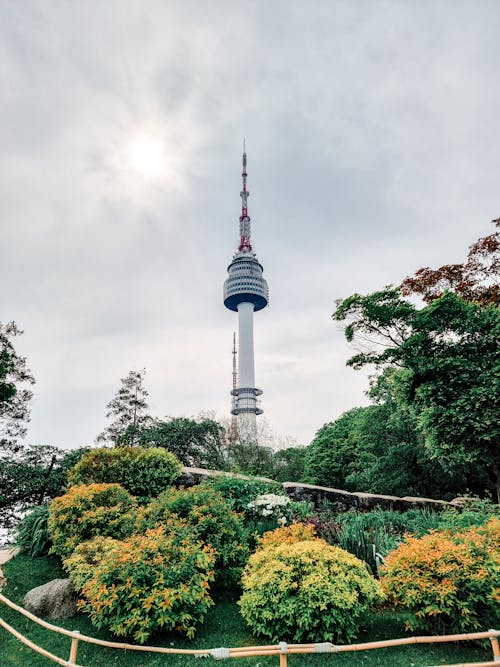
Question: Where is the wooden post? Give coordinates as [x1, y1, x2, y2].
[489, 631, 500, 662]
[279, 653, 288, 666]
[69, 631, 80, 664]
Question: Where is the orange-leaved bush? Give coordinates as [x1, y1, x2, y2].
[257, 522, 316, 548]
[381, 517, 500, 633]
[136, 485, 248, 588]
[48, 483, 136, 558]
[78, 524, 216, 643]
[68, 446, 181, 498]
[239, 530, 383, 643]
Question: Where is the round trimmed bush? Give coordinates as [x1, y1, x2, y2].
[78, 525, 216, 643]
[68, 447, 181, 498]
[381, 517, 500, 633]
[239, 536, 383, 643]
[48, 483, 136, 558]
[136, 485, 249, 588]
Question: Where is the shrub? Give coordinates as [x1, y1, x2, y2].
[239, 537, 383, 643]
[136, 486, 248, 588]
[381, 517, 500, 633]
[199, 475, 281, 513]
[258, 522, 317, 548]
[48, 483, 137, 558]
[68, 447, 181, 498]
[17, 504, 51, 557]
[436, 497, 500, 531]
[63, 536, 121, 590]
[79, 525, 216, 643]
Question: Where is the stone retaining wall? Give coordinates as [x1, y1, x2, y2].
[178, 467, 456, 512]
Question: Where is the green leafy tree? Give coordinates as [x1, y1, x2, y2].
[272, 446, 307, 482]
[0, 445, 89, 529]
[333, 223, 500, 501]
[304, 408, 363, 490]
[97, 369, 149, 446]
[135, 416, 228, 469]
[0, 322, 35, 452]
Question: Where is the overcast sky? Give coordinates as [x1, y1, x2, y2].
[1, 1, 499, 450]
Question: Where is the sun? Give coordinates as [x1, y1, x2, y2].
[128, 137, 166, 180]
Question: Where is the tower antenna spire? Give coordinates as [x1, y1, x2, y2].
[239, 141, 252, 252]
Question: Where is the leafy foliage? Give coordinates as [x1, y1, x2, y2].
[199, 475, 281, 513]
[257, 522, 317, 548]
[68, 446, 181, 498]
[272, 446, 307, 482]
[303, 400, 459, 498]
[333, 288, 500, 500]
[48, 483, 137, 558]
[401, 218, 499, 306]
[0, 445, 90, 531]
[381, 518, 500, 633]
[63, 535, 121, 590]
[78, 525, 216, 643]
[136, 485, 248, 588]
[16, 503, 51, 557]
[97, 369, 149, 446]
[0, 321, 35, 451]
[239, 535, 383, 643]
[134, 416, 228, 469]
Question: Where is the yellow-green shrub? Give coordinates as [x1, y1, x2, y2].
[63, 536, 121, 591]
[239, 537, 383, 643]
[68, 447, 181, 498]
[137, 486, 248, 589]
[381, 517, 500, 633]
[48, 483, 136, 558]
[78, 525, 216, 643]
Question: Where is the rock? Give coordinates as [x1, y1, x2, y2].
[24, 578, 78, 619]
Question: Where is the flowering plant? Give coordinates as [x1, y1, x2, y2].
[246, 493, 312, 525]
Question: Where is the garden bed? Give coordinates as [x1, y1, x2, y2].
[0, 554, 492, 667]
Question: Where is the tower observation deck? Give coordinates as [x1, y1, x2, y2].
[223, 148, 269, 439]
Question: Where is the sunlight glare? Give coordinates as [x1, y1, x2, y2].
[129, 137, 165, 180]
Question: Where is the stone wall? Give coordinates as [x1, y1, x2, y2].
[178, 467, 456, 512]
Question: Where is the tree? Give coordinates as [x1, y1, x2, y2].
[272, 446, 307, 483]
[333, 243, 500, 501]
[97, 369, 149, 446]
[134, 416, 228, 470]
[401, 218, 499, 306]
[0, 322, 35, 451]
[0, 444, 89, 529]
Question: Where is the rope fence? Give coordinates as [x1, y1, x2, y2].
[1, 592, 499, 666]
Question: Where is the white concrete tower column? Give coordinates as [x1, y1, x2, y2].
[237, 301, 256, 389]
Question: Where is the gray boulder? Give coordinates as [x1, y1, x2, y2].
[24, 578, 78, 619]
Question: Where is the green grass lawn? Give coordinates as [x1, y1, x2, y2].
[0, 554, 493, 667]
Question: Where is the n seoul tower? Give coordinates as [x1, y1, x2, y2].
[223, 147, 269, 441]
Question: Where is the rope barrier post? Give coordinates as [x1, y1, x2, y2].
[69, 630, 80, 665]
[489, 630, 500, 662]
